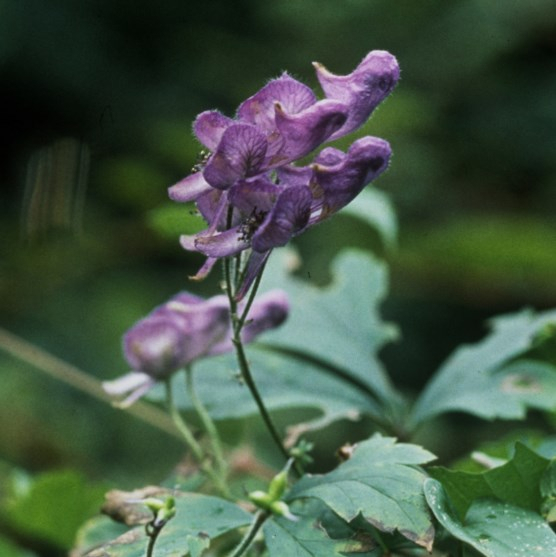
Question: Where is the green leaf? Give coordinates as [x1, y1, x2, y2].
[264, 515, 373, 557]
[410, 308, 556, 426]
[424, 479, 556, 557]
[428, 443, 549, 520]
[1, 469, 107, 549]
[288, 434, 436, 551]
[264, 499, 381, 557]
[341, 188, 398, 250]
[185, 533, 210, 557]
[541, 460, 556, 523]
[166, 347, 379, 436]
[84, 493, 251, 556]
[260, 248, 400, 405]
[148, 249, 399, 431]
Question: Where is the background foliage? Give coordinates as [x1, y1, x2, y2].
[1, 0, 556, 555]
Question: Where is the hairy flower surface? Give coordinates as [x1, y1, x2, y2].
[169, 50, 399, 295]
[103, 290, 289, 406]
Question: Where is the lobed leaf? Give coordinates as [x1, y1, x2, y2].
[410, 308, 556, 426]
[287, 434, 436, 551]
[260, 248, 400, 406]
[161, 346, 379, 436]
[428, 443, 549, 520]
[264, 515, 371, 557]
[424, 479, 556, 557]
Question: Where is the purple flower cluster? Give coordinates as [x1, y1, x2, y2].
[103, 290, 288, 406]
[170, 50, 399, 297]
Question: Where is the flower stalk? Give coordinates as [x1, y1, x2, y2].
[223, 255, 291, 464]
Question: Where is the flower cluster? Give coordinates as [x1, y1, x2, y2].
[103, 289, 289, 406]
[170, 50, 399, 297]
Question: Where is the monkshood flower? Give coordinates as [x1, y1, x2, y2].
[169, 50, 399, 296]
[103, 289, 289, 407]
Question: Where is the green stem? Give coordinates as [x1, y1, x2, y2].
[233, 335, 290, 464]
[146, 524, 162, 557]
[238, 262, 265, 329]
[228, 510, 268, 557]
[165, 380, 229, 496]
[166, 380, 205, 460]
[222, 249, 289, 463]
[185, 367, 229, 489]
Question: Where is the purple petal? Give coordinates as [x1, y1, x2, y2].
[156, 293, 205, 316]
[189, 256, 219, 281]
[234, 250, 271, 301]
[168, 172, 212, 203]
[191, 226, 251, 257]
[169, 295, 231, 362]
[314, 50, 400, 139]
[203, 124, 268, 189]
[123, 315, 187, 378]
[196, 189, 233, 231]
[194, 110, 234, 150]
[311, 136, 391, 220]
[240, 289, 289, 343]
[237, 73, 316, 131]
[273, 99, 347, 162]
[251, 186, 312, 252]
[275, 164, 313, 188]
[228, 177, 280, 215]
[314, 147, 345, 166]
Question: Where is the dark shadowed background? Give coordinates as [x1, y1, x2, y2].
[1, 0, 555, 553]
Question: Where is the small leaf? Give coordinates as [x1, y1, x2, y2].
[428, 443, 549, 520]
[411, 308, 556, 426]
[288, 434, 436, 551]
[84, 493, 251, 557]
[424, 479, 556, 557]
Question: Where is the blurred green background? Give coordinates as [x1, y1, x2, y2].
[1, 0, 556, 553]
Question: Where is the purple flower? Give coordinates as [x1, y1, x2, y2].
[103, 290, 289, 407]
[169, 51, 399, 294]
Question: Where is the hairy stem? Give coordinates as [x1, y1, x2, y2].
[228, 510, 268, 557]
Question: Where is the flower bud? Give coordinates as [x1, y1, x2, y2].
[269, 500, 298, 522]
